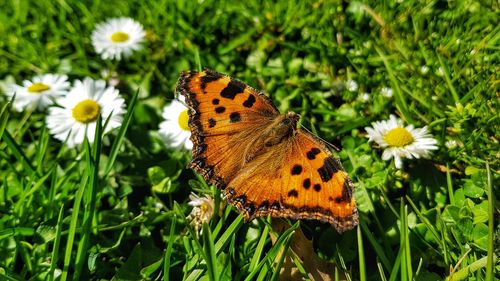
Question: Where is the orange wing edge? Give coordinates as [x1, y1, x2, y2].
[224, 183, 359, 233]
[176, 70, 227, 190]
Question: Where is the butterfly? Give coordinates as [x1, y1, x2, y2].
[177, 69, 358, 233]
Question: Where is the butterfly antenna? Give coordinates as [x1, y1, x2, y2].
[300, 125, 341, 151]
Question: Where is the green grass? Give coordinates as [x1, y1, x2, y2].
[0, 0, 499, 280]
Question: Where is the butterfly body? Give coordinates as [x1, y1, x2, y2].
[177, 69, 358, 232]
[243, 112, 299, 163]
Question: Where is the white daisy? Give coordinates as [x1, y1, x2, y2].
[91, 17, 145, 60]
[46, 77, 126, 148]
[365, 115, 438, 169]
[6, 74, 70, 112]
[158, 97, 193, 150]
[186, 192, 216, 235]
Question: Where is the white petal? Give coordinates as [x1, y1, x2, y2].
[394, 156, 403, 169]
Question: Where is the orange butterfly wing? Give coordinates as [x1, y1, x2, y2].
[177, 69, 358, 232]
[225, 129, 358, 232]
[177, 69, 279, 188]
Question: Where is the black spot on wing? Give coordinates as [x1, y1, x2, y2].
[195, 143, 207, 155]
[226, 187, 236, 196]
[313, 184, 321, 192]
[270, 201, 281, 210]
[212, 98, 220, 105]
[234, 195, 247, 205]
[190, 157, 206, 169]
[291, 165, 302, 175]
[244, 203, 256, 214]
[200, 74, 221, 90]
[306, 148, 321, 160]
[229, 112, 241, 123]
[243, 94, 256, 108]
[317, 157, 341, 182]
[288, 189, 299, 197]
[208, 118, 216, 128]
[340, 180, 354, 202]
[303, 178, 311, 189]
[258, 201, 269, 211]
[220, 80, 245, 100]
[215, 106, 226, 113]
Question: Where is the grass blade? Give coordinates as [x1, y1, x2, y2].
[74, 116, 104, 280]
[163, 218, 176, 281]
[60, 172, 88, 281]
[388, 234, 402, 281]
[245, 222, 299, 281]
[375, 47, 411, 122]
[403, 205, 412, 281]
[0, 100, 10, 139]
[360, 220, 391, 272]
[2, 130, 37, 176]
[104, 89, 139, 177]
[48, 204, 65, 281]
[215, 215, 244, 254]
[437, 55, 459, 104]
[249, 222, 270, 272]
[357, 225, 366, 281]
[202, 223, 219, 281]
[485, 162, 494, 281]
[399, 203, 407, 281]
[406, 196, 442, 249]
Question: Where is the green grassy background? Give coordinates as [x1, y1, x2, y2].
[0, 0, 498, 280]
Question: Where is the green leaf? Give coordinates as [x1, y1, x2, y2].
[88, 252, 98, 272]
[465, 166, 481, 175]
[471, 201, 488, 224]
[334, 104, 358, 122]
[113, 243, 143, 281]
[472, 223, 488, 251]
[456, 218, 474, 241]
[140, 256, 163, 278]
[35, 224, 56, 243]
[364, 171, 388, 189]
[463, 180, 484, 198]
[354, 183, 375, 213]
[441, 205, 460, 224]
[453, 188, 466, 207]
[149, 166, 178, 194]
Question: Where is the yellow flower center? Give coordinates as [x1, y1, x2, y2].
[200, 203, 209, 212]
[178, 110, 190, 131]
[384, 127, 414, 147]
[110, 31, 129, 43]
[28, 83, 50, 93]
[72, 99, 100, 123]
